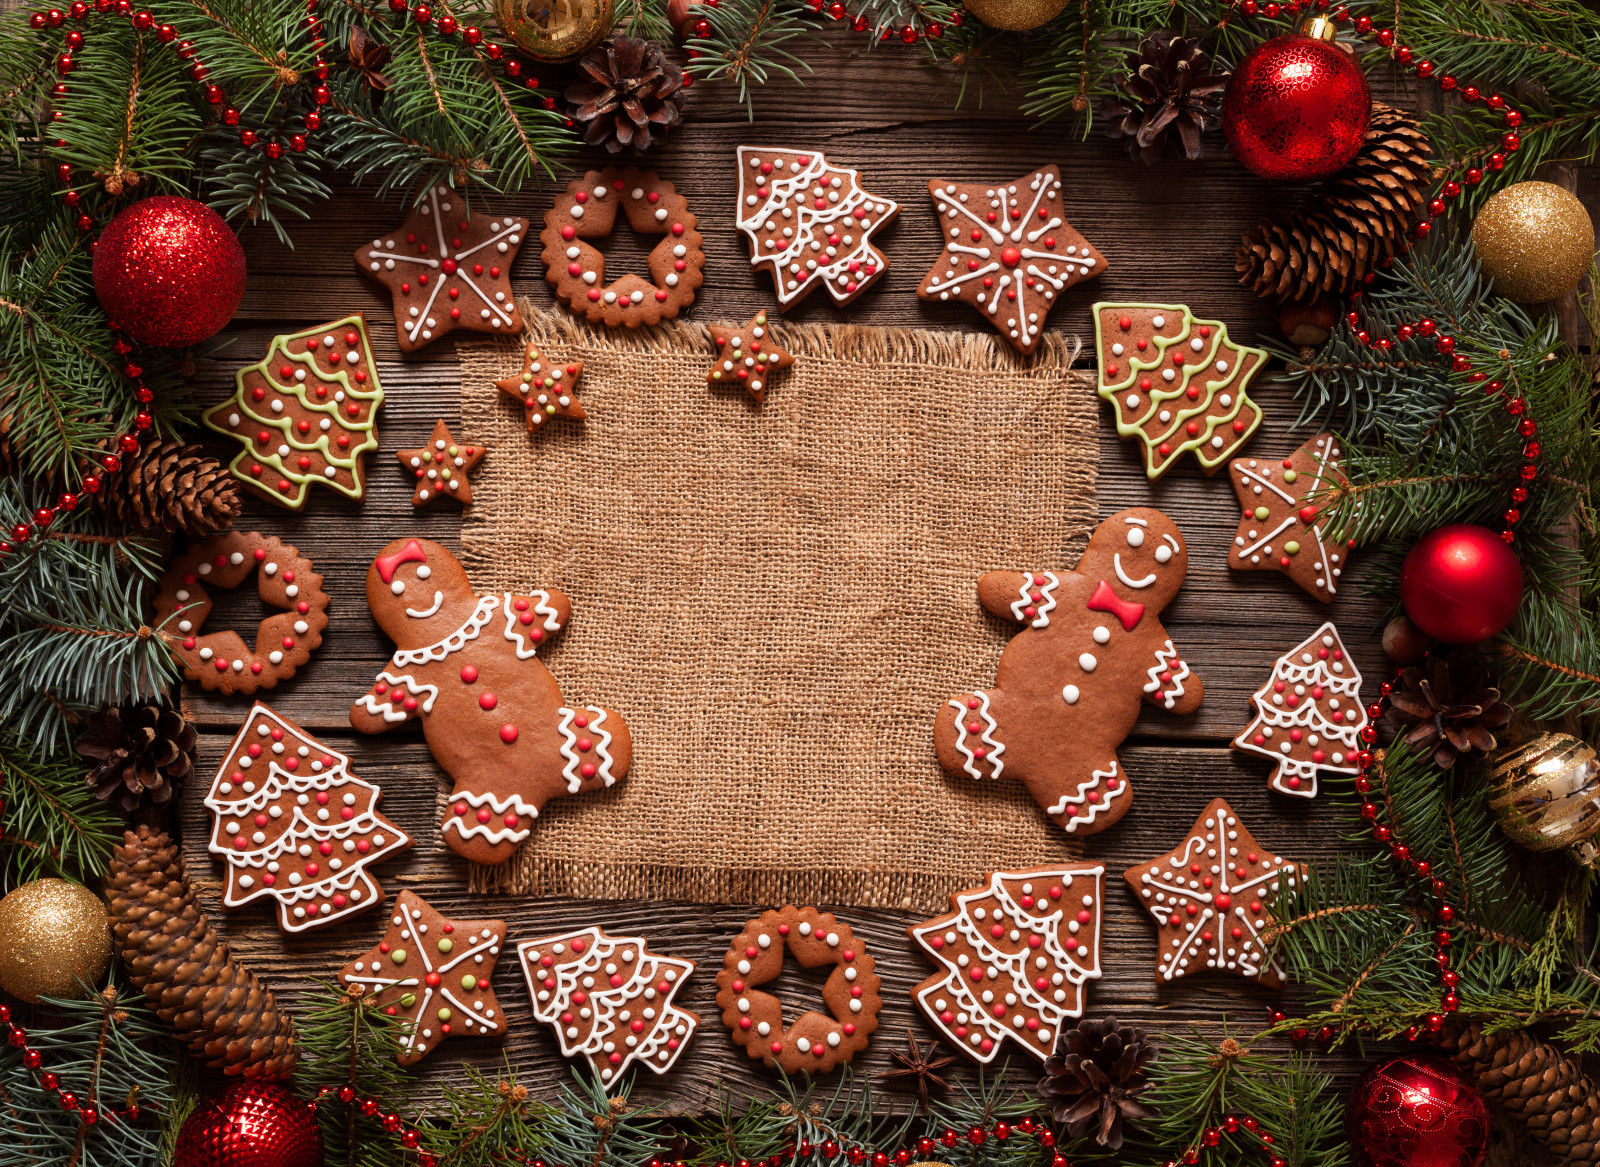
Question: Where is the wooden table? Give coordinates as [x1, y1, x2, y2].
[175, 38, 1599, 1115]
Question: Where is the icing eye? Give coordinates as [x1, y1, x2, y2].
[1154, 545, 1173, 564]
[417, 565, 432, 579]
[1126, 527, 1146, 548]
[391, 580, 406, 595]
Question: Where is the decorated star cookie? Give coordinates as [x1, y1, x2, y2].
[908, 865, 1103, 1065]
[916, 167, 1107, 356]
[337, 891, 508, 1065]
[706, 311, 794, 402]
[1234, 622, 1367, 799]
[933, 508, 1204, 836]
[354, 183, 526, 353]
[496, 342, 586, 433]
[735, 146, 899, 309]
[1123, 798, 1300, 987]
[518, 927, 698, 1088]
[202, 315, 384, 509]
[203, 703, 412, 934]
[398, 421, 485, 508]
[1229, 434, 1354, 603]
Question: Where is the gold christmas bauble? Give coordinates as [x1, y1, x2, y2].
[493, 0, 614, 62]
[0, 878, 112, 1003]
[961, 0, 1070, 31]
[1470, 181, 1595, 303]
[1487, 733, 1600, 865]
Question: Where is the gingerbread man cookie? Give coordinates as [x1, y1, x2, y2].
[933, 508, 1203, 835]
[348, 538, 632, 866]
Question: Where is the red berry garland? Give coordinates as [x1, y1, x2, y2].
[0, 1003, 150, 1128]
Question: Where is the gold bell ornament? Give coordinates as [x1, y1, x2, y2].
[493, 0, 614, 62]
[0, 878, 113, 1003]
[1486, 733, 1600, 865]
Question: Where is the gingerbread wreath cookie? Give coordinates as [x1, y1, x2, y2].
[933, 508, 1203, 836]
[540, 167, 705, 328]
[706, 310, 794, 402]
[153, 531, 330, 695]
[1234, 622, 1367, 799]
[496, 342, 587, 432]
[1228, 433, 1354, 603]
[715, 906, 882, 1075]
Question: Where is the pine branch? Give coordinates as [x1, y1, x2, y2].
[686, 0, 818, 114]
[0, 734, 122, 885]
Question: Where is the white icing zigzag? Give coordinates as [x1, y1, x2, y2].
[441, 788, 539, 846]
[1045, 762, 1126, 833]
[394, 593, 497, 667]
[354, 672, 440, 723]
[557, 706, 616, 793]
[946, 691, 1005, 780]
[1141, 641, 1190, 710]
[501, 590, 563, 659]
[1010, 571, 1059, 629]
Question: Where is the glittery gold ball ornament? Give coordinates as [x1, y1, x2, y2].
[493, 0, 614, 62]
[1471, 181, 1595, 303]
[961, 0, 1070, 31]
[1487, 733, 1600, 865]
[0, 879, 112, 1003]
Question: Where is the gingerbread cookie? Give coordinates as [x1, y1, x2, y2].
[518, 927, 698, 1085]
[1123, 798, 1300, 987]
[1234, 622, 1367, 799]
[337, 891, 508, 1065]
[202, 315, 384, 510]
[917, 167, 1107, 356]
[204, 702, 412, 933]
[1229, 434, 1354, 603]
[540, 167, 705, 328]
[933, 508, 1203, 836]
[909, 866, 1103, 1065]
[348, 538, 632, 867]
[706, 311, 794, 402]
[1093, 303, 1266, 478]
[398, 421, 485, 507]
[735, 147, 899, 309]
[715, 906, 882, 1075]
[152, 532, 330, 695]
[496, 342, 587, 432]
[355, 183, 526, 352]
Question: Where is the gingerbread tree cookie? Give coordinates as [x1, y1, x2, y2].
[518, 927, 698, 1087]
[337, 891, 508, 1066]
[917, 167, 1107, 356]
[397, 421, 485, 507]
[908, 866, 1103, 1065]
[735, 147, 899, 309]
[707, 310, 794, 402]
[496, 342, 586, 432]
[933, 509, 1204, 836]
[1234, 622, 1367, 798]
[1229, 434, 1354, 603]
[202, 315, 384, 510]
[1124, 798, 1300, 987]
[204, 703, 412, 934]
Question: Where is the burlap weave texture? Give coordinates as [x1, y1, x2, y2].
[456, 303, 1098, 912]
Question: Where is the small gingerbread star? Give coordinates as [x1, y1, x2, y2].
[397, 420, 486, 507]
[337, 890, 509, 1066]
[1228, 433, 1354, 603]
[1123, 798, 1300, 988]
[496, 342, 587, 432]
[707, 311, 794, 402]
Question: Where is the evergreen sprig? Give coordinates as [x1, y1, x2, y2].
[296, 983, 411, 1167]
[0, 734, 122, 885]
[685, 0, 818, 114]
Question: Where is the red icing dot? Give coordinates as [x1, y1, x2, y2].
[479, 692, 498, 711]
[461, 665, 478, 683]
[500, 724, 519, 744]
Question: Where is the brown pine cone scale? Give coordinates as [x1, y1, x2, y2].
[96, 439, 243, 535]
[565, 36, 684, 154]
[1038, 1017, 1158, 1150]
[77, 702, 196, 811]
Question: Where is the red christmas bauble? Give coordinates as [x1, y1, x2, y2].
[174, 1082, 322, 1167]
[92, 196, 246, 348]
[1400, 524, 1524, 645]
[1347, 1053, 1489, 1167]
[1223, 30, 1370, 182]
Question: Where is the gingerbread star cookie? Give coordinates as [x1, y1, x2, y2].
[337, 890, 509, 1066]
[397, 421, 485, 507]
[707, 311, 794, 402]
[1123, 798, 1300, 987]
[917, 167, 1107, 356]
[1228, 433, 1354, 603]
[496, 342, 586, 433]
[355, 183, 526, 353]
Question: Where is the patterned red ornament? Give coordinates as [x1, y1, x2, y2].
[92, 196, 246, 347]
[1346, 1053, 1489, 1167]
[173, 1082, 323, 1167]
[1399, 524, 1524, 645]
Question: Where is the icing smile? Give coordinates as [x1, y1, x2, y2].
[405, 590, 444, 618]
[1113, 553, 1157, 589]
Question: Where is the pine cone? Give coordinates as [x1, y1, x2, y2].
[107, 826, 298, 1079]
[1102, 31, 1228, 164]
[1381, 652, 1513, 768]
[95, 439, 242, 535]
[76, 703, 197, 811]
[1237, 103, 1434, 303]
[1037, 1018, 1159, 1149]
[564, 36, 684, 154]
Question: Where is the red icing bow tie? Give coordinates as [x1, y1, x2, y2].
[1087, 579, 1145, 631]
[376, 539, 427, 583]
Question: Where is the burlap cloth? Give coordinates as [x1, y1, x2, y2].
[455, 302, 1098, 912]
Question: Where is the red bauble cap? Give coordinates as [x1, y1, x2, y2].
[1346, 1053, 1489, 1167]
[92, 196, 246, 348]
[172, 1082, 322, 1167]
[1399, 523, 1524, 645]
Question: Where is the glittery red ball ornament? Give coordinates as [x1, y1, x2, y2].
[92, 196, 245, 347]
[1347, 1053, 1489, 1167]
[1223, 18, 1370, 182]
[173, 1082, 322, 1167]
[1400, 524, 1524, 645]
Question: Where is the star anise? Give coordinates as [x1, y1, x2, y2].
[878, 1028, 955, 1109]
[348, 27, 394, 97]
